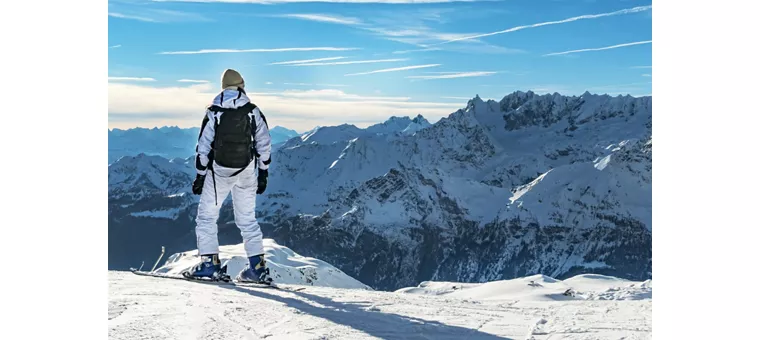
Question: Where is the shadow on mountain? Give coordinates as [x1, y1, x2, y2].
[223, 285, 512, 339]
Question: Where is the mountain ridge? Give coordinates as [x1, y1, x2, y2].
[109, 91, 652, 290]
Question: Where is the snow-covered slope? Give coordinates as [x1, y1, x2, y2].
[109, 271, 651, 339]
[397, 274, 652, 301]
[154, 239, 371, 290]
[109, 91, 652, 291]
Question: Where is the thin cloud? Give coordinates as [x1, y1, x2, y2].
[109, 12, 157, 23]
[278, 14, 362, 25]
[159, 47, 359, 55]
[108, 82, 464, 131]
[109, 76, 156, 82]
[316, 84, 350, 87]
[433, 5, 652, 45]
[265, 82, 274, 85]
[269, 56, 347, 65]
[110, 44, 122, 49]
[293, 58, 407, 66]
[406, 71, 496, 80]
[177, 79, 209, 83]
[108, 8, 210, 23]
[642, 74, 652, 77]
[392, 47, 443, 54]
[345, 64, 441, 76]
[283, 83, 314, 86]
[543, 40, 652, 56]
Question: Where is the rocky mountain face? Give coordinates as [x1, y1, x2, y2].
[108, 91, 652, 291]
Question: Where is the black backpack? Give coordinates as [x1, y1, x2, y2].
[207, 102, 258, 169]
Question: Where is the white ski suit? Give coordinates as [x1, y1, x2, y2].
[194, 87, 271, 257]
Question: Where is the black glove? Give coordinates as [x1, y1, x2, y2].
[192, 174, 206, 195]
[256, 169, 268, 194]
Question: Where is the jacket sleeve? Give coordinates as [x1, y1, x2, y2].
[251, 107, 272, 170]
[195, 110, 216, 175]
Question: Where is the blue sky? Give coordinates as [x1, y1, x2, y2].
[108, 0, 652, 131]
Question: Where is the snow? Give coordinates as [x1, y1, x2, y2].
[594, 154, 612, 170]
[109, 270, 651, 339]
[398, 273, 652, 302]
[153, 239, 372, 290]
[109, 91, 653, 288]
[129, 207, 182, 219]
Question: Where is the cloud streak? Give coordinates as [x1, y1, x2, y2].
[434, 5, 652, 45]
[108, 7, 210, 23]
[109, 12, 157, 23]
[543, 40, 652, 56]
[177, 79, 209, 83]
[269, 56, 347, 65]
[278, 14, 361, 25]
[345, 64, 441, 76]
[110, 44, 122, 49]
[159, 47, 359, 55]
[293, 58, 407, 66]
[109, 76, 156, 82]
[406, 71, 496, 80]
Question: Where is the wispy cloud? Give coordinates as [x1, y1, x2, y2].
[275, 10, 519, 55]
[293, 58, 407, 66]
[108, 7, 210, 23]
[392, 47, 443, 54]
[277, 14, 362, 25]
[269, 56, 347, 65]
[110, 44, 122, 49]
[434, 5, 652, 45]
[642, 74, 652, 77]
[177, 79, 209, 83]
[283, 83, 313, 86]
[345, 64, 441, 76]
[406, 71, 496, 80]
[265, 82, 273, 85]
[109, 12, 157, 23]
[159, 47, 359, 55]
[316, 84, 350, 87]
[109, 76, 156, 82]
[543, 40, 652, 56]
[108, 82, 464, 131]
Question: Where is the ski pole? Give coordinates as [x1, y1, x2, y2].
[151, 246, 165, 272]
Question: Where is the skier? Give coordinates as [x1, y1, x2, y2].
[186, 68, 273, 284]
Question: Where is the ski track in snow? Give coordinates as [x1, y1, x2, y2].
[109, 271, 651, 339]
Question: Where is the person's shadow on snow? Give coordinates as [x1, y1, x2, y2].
[223, 285, 512, 339]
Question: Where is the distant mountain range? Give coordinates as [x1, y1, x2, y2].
[108, 125, 301, 164]
[108, 91, 652, 291]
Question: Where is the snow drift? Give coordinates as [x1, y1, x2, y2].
[396, 273, 652, 301]
[153, 238, 372, 290]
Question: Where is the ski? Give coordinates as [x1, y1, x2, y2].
[129, 268, 306, 292]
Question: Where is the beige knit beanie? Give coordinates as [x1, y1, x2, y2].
[221, 69, 245, 89]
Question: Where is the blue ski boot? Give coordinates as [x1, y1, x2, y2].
[236, 254, 273, 285]
[185, 254, 228, 281]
